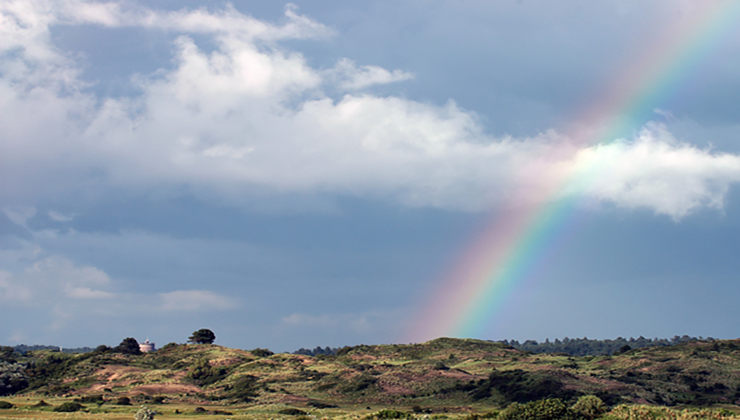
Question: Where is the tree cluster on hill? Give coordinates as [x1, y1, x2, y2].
[499, 335, 710, 356]
[293, 346, 338, 356]
[12, 345, 94, 355]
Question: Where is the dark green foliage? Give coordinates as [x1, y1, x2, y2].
[194, 406, 231, 415]
[501, 335, 708, 357]
[115, 338, 142, 355]
[0, 401, 13, 409]
[74, 394, 103, 403]
[499, 399, 581, 420]
[53, 402, 84, 412]
[32, 400, 50, 407]
[225, 375, 259, 401]
[251, 348, 274, 357]
[336, 346, 353, 356]
[294, 346, 338, 356]
[278, 408, 307, 415]
[463, 413, 499, 420]
[115, 396, 132, 405]
[0, 361, 28, 395]
[307, 400, 337, 408]
[94, 345, 111, 353]
[0, 347, 17, 363]
[433, 361, 449, 370]
[367, 409, 414, 419]
[467, 370, 575, 403]
[160, 342, 179, 351]
[616, 345, 632, 355]
[188, 329, 216, 344]
[186, 358, 227, 387]
[571, 395, 606, 420]
[338, 374, 377, 393]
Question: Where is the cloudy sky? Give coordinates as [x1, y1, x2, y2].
[2, 0, 740, 352]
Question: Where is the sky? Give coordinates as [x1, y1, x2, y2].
[2, 0, 740, 352]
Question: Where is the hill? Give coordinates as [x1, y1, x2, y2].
[2, 337, 740, 411]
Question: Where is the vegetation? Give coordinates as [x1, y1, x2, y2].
[115, 337, 142, 355]
[53, 401, 84, 412]
[294, 346, 339, 356]
[188, 329, 216, 345]
[502, 335, 708, 356]
[134, 405, 157, 420]
[1, 336, 740, 419]
[0, 361, 28, 395]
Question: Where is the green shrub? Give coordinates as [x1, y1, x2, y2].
[186, 358, 227, 386]
[499, 399, 580, 420]
[0, 401, 13, 409]
[75, 394, 104, 403]
[571, 395, 606, 420]
[225, 375, 259, 402]
[251, 348, 274, 357]
[367, 409, 413, 419]
[278, 408, 307, 415]
[53, 402, 84, 412]
[115, 396, 132, 405]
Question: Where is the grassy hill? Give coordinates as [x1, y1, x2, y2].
[3, 337, 740, 414]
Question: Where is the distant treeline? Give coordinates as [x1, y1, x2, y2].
[293, 346, 338, 356]
[12, 345, 94, 354]
[499, 335, 713, 356]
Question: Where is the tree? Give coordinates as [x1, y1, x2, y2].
[115, 338, 142, 355]
[188, 329, 215, 344]
[571, 395, 606, 420]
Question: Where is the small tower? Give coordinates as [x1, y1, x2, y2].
[139, 339, 156, 353]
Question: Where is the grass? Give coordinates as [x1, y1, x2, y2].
[7, 338, 740, 415]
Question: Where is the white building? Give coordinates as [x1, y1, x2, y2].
[139, 339, 156, 352]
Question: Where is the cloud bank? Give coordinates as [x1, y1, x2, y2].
[2, 1, 740, 219]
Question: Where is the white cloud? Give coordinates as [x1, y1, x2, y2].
[24, 256, 115, 300]
[0, 270, 32, 302]
[2, 206, 36, 227]
[2, 2, 740, 219]
[160, 290, 238, 312]
[328, 58, 414, 90]
[48, 210, 75, 222]
[569, 124, 740, 219]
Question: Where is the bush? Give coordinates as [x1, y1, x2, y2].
[75, 394, 104, 404]
[367, 409, 413, 419]
[188, 329, 216, 344]
[0, 361, 28, 395]
[251, 348, 274, 357]
[32, 400, 50, 407]
[499, 399, 580, 420]
[571, 395, 606, 420]
[134, 405, 156, 420]
[115, 396, 132, 405]
[0, 401, 13, 409]
[226, 375, 259, 402]
[53, 402, 84, 412]
[278, 408, 307, 415]
[115, 338, 142, 355]
[186, 358, 227, 386]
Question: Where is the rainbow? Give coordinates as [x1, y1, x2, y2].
[407, 0, 740, 342]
